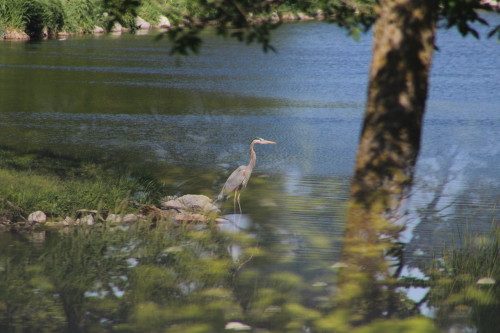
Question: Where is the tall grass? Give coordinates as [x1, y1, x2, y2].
[137, 0, 165, 25]
[0, 148, 160, 220]
[0, 0, 107, 37]
[0, 0, 29, 32]
[0, 168, 139, 217]
[427, 226, 500, 331]
[63, 0, 103, 33]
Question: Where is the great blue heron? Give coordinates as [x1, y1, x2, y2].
[218, 137, 276, 213]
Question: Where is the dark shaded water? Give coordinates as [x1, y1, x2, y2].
[0, 13, 499, 332]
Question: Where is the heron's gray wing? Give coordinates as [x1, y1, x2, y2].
[221, 166, 249, 196]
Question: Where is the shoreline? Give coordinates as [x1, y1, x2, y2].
[1, 15, 173, 41]
[1, 11, 319, 41]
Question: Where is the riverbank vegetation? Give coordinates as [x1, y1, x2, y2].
[0, 0, 104, 38]
[0, 0, 332, 40]
[0, 146, 165, 224]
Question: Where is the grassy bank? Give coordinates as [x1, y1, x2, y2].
[0, 0, 325, 39]
[0, 0, 105, 38]
[0, 147, 165, 223]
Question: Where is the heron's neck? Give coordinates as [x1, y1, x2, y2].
[248, 142, 257, 170]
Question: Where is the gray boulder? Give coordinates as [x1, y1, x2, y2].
[28, 211, 47, 224]
[161, 195, 219, 215]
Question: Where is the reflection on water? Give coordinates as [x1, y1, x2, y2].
[1, 14, 500, 332]
[1, 210, 496, 332]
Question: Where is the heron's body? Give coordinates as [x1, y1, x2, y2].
[218, 138, 276, 213]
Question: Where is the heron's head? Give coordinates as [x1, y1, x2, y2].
[253, 137, 276, 145]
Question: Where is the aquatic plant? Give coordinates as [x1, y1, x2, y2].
[428, 228, 500, 332]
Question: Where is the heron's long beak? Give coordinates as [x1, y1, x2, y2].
[262, 140, 276, 144]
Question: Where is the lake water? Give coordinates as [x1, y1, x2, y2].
[0, 13, 499, 331]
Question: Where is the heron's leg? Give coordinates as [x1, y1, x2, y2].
[233, 191, 238, 215]
[236, 192, 242, 215]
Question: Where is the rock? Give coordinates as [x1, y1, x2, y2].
[280, 12, 296, 21]
[106, 214, 122, 223]
[225, 321, 252, 331]
[174, 213, 207, 223]
[136, 16, 151, 29]
[163, 246, 183, 253]
[111, 22, 123, 32]
[106, 214, 139, 223]
[77, 215, 94, 226]
[85, 215, 95, 225]
[477, 277, 496, 285]
[93, 26, 105, 33]
[28, 211, 47, 224]
[161, 194, 219, 214]
[157, 15, 171, 28]
[123, 214, 138, 223]
[2, 28, 30, 40]
[63, 216, 74, 226]
[76, 209, 106, 222]
[297, 12, 313, 20]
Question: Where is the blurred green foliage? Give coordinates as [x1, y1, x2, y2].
[0, 219, 240, 332]
[0, 0, 105, 37]
[1, 144, 498, 332]
[7, 219, 495, 332]
[0, 0, 30, 31]
[428, 228, 500, 332]
[0, 216, 439, 333]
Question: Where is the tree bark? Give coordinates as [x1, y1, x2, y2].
[337, 0, 439, 324]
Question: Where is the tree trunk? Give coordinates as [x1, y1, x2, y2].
[337, 0, 438, 324]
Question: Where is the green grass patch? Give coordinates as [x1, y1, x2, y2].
[0, 147, 163, 220]
[0, 0, 106, 37]
[0, 0, 30, 32]
[137, 0, 166, 25]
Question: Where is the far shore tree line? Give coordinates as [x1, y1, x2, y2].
[2, 0, 337, 40]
